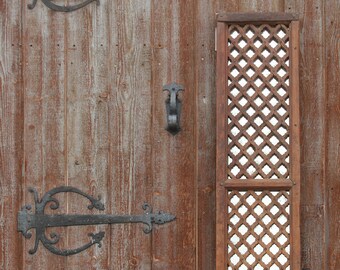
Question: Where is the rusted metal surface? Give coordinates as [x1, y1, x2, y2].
[0, 0, 338, 269]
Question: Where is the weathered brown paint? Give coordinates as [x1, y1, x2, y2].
[22, 4, 67, 269]
[0, 0, 23, 269]
[195, 0, 219, 268]
[215, 22, 227, 270]
[65, 4, 108, 270]
[325, 0, 340, 269]
[151, 1, 196, 269]
[285, 0, 328, 269]
[0, 0, 338, 269]
[108, 0, 153, 269]
[289, 20, 301, 270]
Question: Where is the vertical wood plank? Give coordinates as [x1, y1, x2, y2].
[87, 2, 111, 268]
[151, 0, 196, 269]
[284, 1, 326, 269]
[0, 0, 23, 269]
[195, 0, 217, 269]
[65, 3, 110, 268]
[237, 0, 285, 12]
[195, 2, 241, 269]
[67, 2, 111, 268]
[22, 3, 67, 269]
[217, 1, 239, 12]
[107, 0, 153, 269]
[325, 0, 340, 269]
[215, 22, 227, 270]
[289, 20, 301, 270]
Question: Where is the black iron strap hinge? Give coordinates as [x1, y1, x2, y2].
[28, 0, 99, 12]
[18, 186, 176, 256]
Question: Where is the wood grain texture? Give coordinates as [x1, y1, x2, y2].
[65, 4, 110, 269]
[195, 0, 218, 269]
[217, 0, 239, 12]
[195, 2, 245, 269]
[107, 0, 153, 269]
[151, 1, 196, 269]
[217, 12, 298, 23]
[0, 0, 23, 269]
[285, 0, 327, 269]
[215, 22, 227, 270]
[325, 0, 340, 269]
[289, 21, 301, 270]
[22, 3, 67, 269]
[66, 1, 112, 269]
[222, 179, 294, 189]
[235, 0, 285, 13]
[1, 0, 339, 269]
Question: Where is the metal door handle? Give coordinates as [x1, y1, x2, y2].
[163, 82, 184, 135]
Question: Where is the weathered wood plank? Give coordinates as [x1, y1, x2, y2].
[217, 0, 239, 12]
[66, 2, 111, 268]
[325, 0, 340, 269]
[222, 179, 294, 189]
[217, 12, 298, 23]
[107, 0, 153, 269]
[65, 4, 110, 269]
[196, 3, 243, 269]
[232, 0, 285, 12]
[0, 0, 23, 269]
[285, 0, 326, 269]
[195, 0, 221, 269]
[289, 20, 301, 270]
[22, 3, 67, 269]
[151, 1, 196, 269]
[215, 22, 227, 270]
[85, 2, 112, 268]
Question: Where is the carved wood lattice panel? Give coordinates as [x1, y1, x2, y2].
[227, 24, 290, 180]
[226, 23, 292, 270]
[227, 190, 290, 269]
[216, 14, 300, 270]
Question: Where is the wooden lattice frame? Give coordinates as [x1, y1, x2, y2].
[216, 13, 300, 270]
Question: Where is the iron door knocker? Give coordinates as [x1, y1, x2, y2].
[163, 82, 184, 135]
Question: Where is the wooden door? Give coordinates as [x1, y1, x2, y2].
[0, 1, 200, 269]
[1, 1, 340, 270]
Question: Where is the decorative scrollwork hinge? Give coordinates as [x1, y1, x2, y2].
[28, 0, 99, 12]
[18, 186, 176, 256]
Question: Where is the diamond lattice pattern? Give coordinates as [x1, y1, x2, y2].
[227, 190, 290, 270]
[227, 24, 290, 179]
